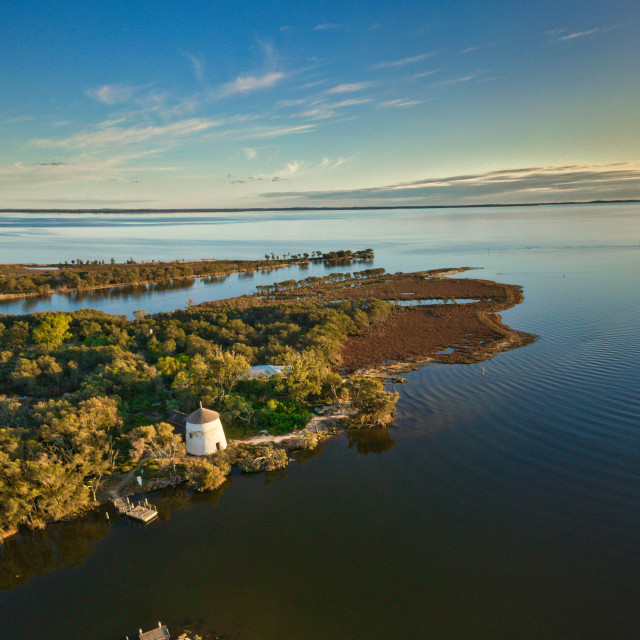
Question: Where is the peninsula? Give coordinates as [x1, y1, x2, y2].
[0, 262, 534, 539]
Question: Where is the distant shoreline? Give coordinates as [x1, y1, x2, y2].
[0, 199, 638, 214]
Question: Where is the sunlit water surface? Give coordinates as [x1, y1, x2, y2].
[1, 204, 639, 639]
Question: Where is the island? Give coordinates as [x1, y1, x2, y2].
[0, 259, 534, 540]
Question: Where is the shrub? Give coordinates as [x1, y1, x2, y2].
[186, 458, 227, 491]
[238, 446, 289, 473]
[347, 377, 399, 428]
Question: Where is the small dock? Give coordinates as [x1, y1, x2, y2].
[138, 623, 170, 640]
[112, 496, 158, 524]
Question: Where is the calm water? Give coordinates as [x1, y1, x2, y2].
[1, 204, 639, 639]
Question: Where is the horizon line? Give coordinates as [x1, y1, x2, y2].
[1, 198, 639, 214]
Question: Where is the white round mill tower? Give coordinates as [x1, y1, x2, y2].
[185, 403, 227, 455]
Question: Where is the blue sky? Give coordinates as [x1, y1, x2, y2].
[1, 0, 639, 208]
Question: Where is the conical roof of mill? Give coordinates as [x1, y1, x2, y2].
[186, 407, 220, 425]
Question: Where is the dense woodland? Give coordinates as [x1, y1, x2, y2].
[0, 273, 398, 533]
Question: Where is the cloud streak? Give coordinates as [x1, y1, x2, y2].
[372, 52, 436, 69]
[249, 124, 317, 139]
[328, 82, 371, 94]
[546, 27, 600, 42]
[33, 118, 218, 148]
[260, 163, 640, 204]
[219, 72, 286, 97]
[182, 51, 206, 85]
[379, 99, 422, 108]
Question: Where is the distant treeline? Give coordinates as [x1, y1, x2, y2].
[0, 248, 374, 296]
[256, 268, 386, 294]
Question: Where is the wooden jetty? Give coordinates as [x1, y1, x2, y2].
[138, 622, 170, 640]
[112, 496, 158, 524]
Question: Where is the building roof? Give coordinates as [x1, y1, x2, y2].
[167, 409, 187, 428]
[186, 406, 220, 425]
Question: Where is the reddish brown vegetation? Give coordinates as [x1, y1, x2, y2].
[334, 272, 535, 372]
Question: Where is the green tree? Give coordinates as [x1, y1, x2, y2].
[32, 314, 72, 352]
[275, 350, 327, 404]
[222, 393, 256, 426]
[130, 422, 184, 476]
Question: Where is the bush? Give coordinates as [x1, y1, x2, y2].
[238, 446, 289, 473]
[347, 377, 399, 428]
[185, 458, 227, 491]
[285, 431, 319, 451]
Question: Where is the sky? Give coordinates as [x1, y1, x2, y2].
[1, 0, 639, 209]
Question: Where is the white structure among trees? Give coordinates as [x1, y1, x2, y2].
[185, 404, 227, 455]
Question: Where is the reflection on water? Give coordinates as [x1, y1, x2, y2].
[346, 428, 397, 454]
[0, 511, 111, 592]
[20, 277, 201, 309]
[0, 261, 368, 317]
[0, 482, 231, 594]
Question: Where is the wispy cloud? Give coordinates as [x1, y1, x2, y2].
[85, 84, 137, 105]
[297, 107, 336, 121]
[182, 51, 206, 85]
[316, 157, 351, 170]
[297, 79, 329, 90]
[379, 99, 422, 108]
[277, 98, 307, 108]
[274, 161, 301, 179]
[33, 118, 218, 148]
[295, 97, 370, 121]
[314, 23, 343, 31]
[545, 27, 600, 42]
[250, 124, 316, 139]
[238, 156, 351, 184]
[331, 98, 371, 107]
[243, 147, 257, 160]
[219, 71, 286, 97]
[371, 52, 436, 69]
[409, 69, 440, 80]
[439, 75, 476, 86]
[328, 82, 371, 94]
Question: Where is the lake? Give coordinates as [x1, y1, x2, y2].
[1, 204, 639, 639]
